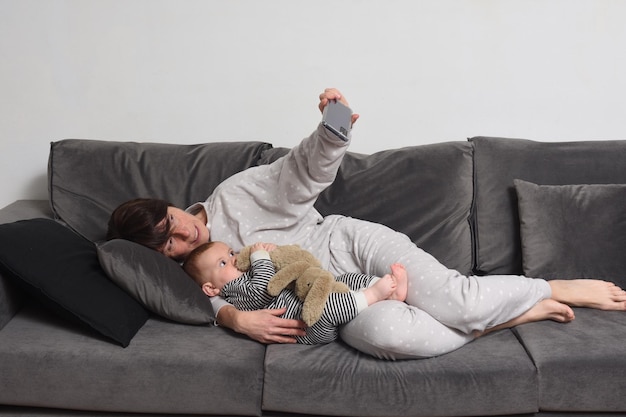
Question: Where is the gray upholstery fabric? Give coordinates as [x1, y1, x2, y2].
[515, 180, 626, 285]
[263, 330, 538, 417]
[259, 142, 474, 274]
[97, 239, 215, 324]
[514, 309, 626, 412]
[0, 274, 20, 332]
[470, 136, 626, 275]
[0, 303, 265, 415]
[48, 139, 272, 243]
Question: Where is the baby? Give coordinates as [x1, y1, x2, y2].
[184, 241, 407, 344]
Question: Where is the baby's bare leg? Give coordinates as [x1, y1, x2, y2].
[363, 273, 397, 305]
[549, 279, 626, 311]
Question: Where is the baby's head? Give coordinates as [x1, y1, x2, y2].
[184, 241, 241, 297]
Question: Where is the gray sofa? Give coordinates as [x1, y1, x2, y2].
[1, 133, 625, 417]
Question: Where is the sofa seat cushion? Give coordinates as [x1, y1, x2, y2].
[514, 308, 626, 412]
[262, 330, 538, 417]
[0, 303, 266, 416]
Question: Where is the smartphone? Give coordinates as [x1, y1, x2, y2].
[322, 100, 353, 142]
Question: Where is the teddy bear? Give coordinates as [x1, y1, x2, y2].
[236, 244, 349, 326]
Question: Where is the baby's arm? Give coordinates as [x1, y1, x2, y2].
[247, 243, 277, 293]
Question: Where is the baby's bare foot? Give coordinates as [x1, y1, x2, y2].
[389, 263, 408, 302]
[364, 273, 397, 305]
[550, 279, 626, 311]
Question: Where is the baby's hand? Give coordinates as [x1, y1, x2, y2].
[263, 243, 277, 252]
[251, 243, 266, 253]
[251, 242, 276, 253]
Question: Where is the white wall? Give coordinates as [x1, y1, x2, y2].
[2, 0, 626, 209]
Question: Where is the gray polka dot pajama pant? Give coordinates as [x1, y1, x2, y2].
[325, 216, 551, 359]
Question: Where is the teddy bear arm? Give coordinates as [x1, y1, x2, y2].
[266, 261, 313, 296]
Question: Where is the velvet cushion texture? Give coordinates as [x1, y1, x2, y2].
[0, 218, 148, 347]
[97, 239, 215, 324]
[471, 136, 626, 275]
[259, 142, 475, 274]
[263, 330, 538, 416]
[48, 139, 273, 243]
[514, 180, 626, 285]
[513, 309, 626, 412]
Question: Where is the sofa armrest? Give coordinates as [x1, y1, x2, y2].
[0, 200, 53, 224]
[0, 200, 53, 330]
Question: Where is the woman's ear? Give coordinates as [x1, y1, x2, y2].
[202, 282, 220, 297]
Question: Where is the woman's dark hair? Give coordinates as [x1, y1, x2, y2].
[106, 198, 173, 250]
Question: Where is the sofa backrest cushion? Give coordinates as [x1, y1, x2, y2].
[259, 142, 475, 274]
[48, 139, 272, 243]
[471, 136, 626, 275]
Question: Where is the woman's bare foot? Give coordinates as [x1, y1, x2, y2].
[478, 299, 575, 337]
[519, 299, 576, 324]
[549, 279, 626, 311]
[364, 273, 397, 305]
[389, 263, 408, 302]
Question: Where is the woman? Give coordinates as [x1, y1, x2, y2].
[108, 88, 626, 359]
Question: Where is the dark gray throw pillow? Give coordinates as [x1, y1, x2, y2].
[471, 136, 626, 276]
[0, 218, 149, 347]
[514, 180, 626, 285]
[97, 239, 215, 325]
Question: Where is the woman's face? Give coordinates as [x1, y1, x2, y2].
[159, 207, 210, 261]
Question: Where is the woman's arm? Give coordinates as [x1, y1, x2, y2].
[216, 305, 306, 344]
[268, 88, 359, 210]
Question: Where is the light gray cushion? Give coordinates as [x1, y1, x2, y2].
[49, 139, 272, 243]
[260, 141, 474, 274]
[97, 239, 215, 325]
[471, 136, 626, 275]
[515, 180, 626, 285]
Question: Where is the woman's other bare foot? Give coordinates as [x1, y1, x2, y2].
[549, 279, 626, 311]
[479, 299, 575, 337]
[389, 263, 408, 302]
[521, 299, 576, 324]
[363, 273, 397, 305]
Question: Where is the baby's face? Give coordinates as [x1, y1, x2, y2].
[199, 242, 241, 291]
